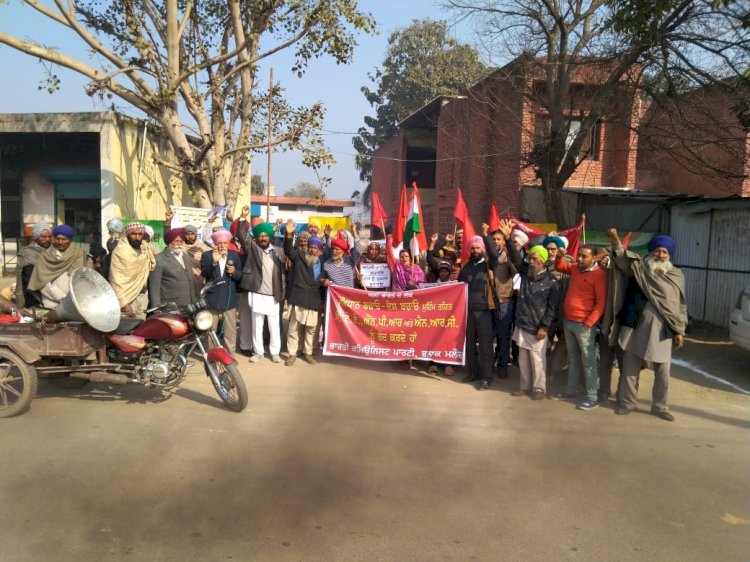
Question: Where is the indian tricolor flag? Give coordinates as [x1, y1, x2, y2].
[403, 183, 428, 257]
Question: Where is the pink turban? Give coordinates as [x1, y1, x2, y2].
[211, 229, 233, 244]
[468, 235, 485, 252]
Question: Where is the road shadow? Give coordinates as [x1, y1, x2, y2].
[34, 378, 171, 406]
[33, 374, 244, 413]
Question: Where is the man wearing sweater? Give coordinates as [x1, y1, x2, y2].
[553, 245, 608, 410]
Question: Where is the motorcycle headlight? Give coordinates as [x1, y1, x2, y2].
[193, 310, 214, 332]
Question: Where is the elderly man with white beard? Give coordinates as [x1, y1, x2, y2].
[607, 230, 687, 421]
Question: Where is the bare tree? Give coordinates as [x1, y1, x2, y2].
[446, 0, 749, 220]
[0, 0, 375, 215]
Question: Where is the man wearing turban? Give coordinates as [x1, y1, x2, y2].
[106, 218, 125, 254]
[109, 222, 156, 319]
[234, 207, 286, 363]
[457, 232, 498, 391]
[27, 224, 85, 310]
[605, 230, 687, 421]
[499, 220, 560, 400]
[15, 221, 53, 307]
[282, 219, 324, 366]
[148, 228, 198, 309]
[164, 208, 210, 291]
[199, 229, 243, 354]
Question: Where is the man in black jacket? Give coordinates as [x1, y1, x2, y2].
[282, 219, 324, 366]
[458, 235, 496, 390]
[235, 208, 286, 363]
[500, 219, 560, 400]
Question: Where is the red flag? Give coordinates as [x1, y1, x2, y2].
[621, 232, 632, 250]
[508, 216, 545, 239]
[488, 202, 501, 234]
[454, 188, 477, 265]
[558, 216, 585, 257]
[392, 184, 408, 248]
[370, 192, 388, 233]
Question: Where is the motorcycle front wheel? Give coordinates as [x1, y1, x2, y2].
[204, 360, 248, 412]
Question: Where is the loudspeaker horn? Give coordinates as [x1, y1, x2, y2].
[47, 267, 121, 333]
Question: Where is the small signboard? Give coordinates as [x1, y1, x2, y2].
[359, 262, 391, 290]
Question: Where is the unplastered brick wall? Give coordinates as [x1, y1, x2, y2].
[636, 83, 750, 197]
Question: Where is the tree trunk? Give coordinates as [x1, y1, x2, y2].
[542, 179, 565, 225]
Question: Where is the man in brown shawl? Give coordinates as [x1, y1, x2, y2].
[109, 222, 156, 319]
[606, 230, 687, 421]
[27, 224, 85, 310]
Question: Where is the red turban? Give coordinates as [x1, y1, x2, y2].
[331, 237, 350, 254]
[164, 228, 185, 245]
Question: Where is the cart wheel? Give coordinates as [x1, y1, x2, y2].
[0, 348, 38, 418]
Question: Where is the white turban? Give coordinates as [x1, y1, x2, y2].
[511, 230, 529, 246]
[31, 222, 51, 240]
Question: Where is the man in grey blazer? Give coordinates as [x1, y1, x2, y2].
[148, 228, 199, 309]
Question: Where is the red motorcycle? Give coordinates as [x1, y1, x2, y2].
[0, 268, 247, 417]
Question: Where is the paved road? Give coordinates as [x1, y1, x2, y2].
[2, 336, 749, 561]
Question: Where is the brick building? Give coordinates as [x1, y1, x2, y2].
[371, 57, 642, 231]
[370, 57, 747, 231]
[636, 80, 750, 198]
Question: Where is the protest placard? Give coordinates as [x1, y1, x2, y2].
[359, 262, 390, 289]
[323, 284, 468, 365]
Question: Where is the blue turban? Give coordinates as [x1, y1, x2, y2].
[52, 224, 75, 240]
[307, 236, 324, 249]
[542, 235, 566, 249]
[647, 234, 676, 256]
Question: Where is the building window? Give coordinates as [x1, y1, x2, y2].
[534, 116, 599, 161]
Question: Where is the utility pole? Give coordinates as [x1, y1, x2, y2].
[265, 68, 273, 222]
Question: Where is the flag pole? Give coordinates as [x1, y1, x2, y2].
[581, 213, 586, 244]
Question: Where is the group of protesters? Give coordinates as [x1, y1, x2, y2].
[9, 204, 687, 421]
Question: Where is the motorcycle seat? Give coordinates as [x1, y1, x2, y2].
[114, 317, 142, 335]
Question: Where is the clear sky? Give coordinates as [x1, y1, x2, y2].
[0, 1, 477, 200]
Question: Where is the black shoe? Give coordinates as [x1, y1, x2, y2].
[462, 374, 480, 383]
[476, 380, 491, 391]
[239, 349, 253, 357]
[652, 410, 675, 422]
[615, 407, 634, 415]
[598, 392, 611, 403]
[497, 366, 509, 379]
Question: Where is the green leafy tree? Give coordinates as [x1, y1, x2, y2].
[283, 181, 327, 200]
[352, 19, 487, 199]
[447, 0, 749, 221]
[0, 0, 375, 215]
[250, 174, 266, 196]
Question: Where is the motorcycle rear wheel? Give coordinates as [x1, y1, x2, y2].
[205, 360, 247, 412]
[0, 348, 38, 418]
